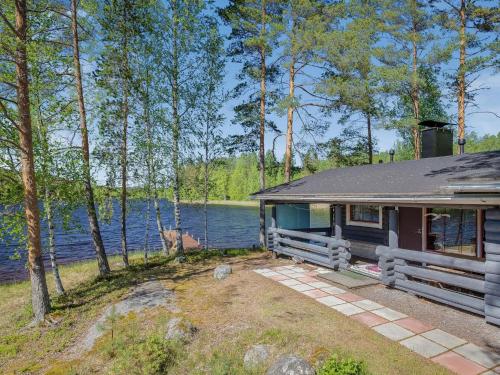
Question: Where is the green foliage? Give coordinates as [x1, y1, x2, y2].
[317, 354, 369, 375]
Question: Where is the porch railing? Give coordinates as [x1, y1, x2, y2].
[269, 227, 351, 270]
[376, 246, 486, 316]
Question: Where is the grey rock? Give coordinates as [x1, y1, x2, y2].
[214, 264, 232, 280]
[292, 256, 304, 264]
[165, 317, 197, 342]
[244, 344, 271, 368]
[266, 355, 315, 375]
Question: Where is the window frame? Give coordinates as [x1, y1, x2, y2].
[346, 204, 383, 229]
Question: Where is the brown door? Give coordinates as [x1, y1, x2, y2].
[399, 207, 423, 251]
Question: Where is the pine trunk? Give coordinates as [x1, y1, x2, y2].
[15, 0, 51, 321]
[284, 52, 295, 183]
[367, 113, 373, 164]
[457, 0, 466, 149]
[258, 0, 267, 248]
[71, 0, 110, 275]
[411, 11, 420, 160]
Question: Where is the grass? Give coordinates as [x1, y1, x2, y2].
[0, 249, 451, 374]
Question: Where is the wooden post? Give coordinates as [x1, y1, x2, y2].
[270, 205, 277, 252]
[335, 204, 342, 240]
[484, 208, 500, 326]
[388, 207, 399, 249]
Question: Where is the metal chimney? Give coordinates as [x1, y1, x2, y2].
[458, 138, 466, 154]
[389, 149, 395, 162]
[418, 120, 454, 159]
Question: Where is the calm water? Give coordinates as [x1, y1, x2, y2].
[0, 200, 329, 283]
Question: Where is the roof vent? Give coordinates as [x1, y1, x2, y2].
[419, 120, 454, 159]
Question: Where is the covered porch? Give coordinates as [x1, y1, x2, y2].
[264, 201, 500, 326]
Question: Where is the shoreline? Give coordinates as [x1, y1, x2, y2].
[180, 199, 258, 207]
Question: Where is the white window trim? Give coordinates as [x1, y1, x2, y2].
[346, 204, 383, 229]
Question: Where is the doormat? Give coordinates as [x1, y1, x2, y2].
[318, 270, 380, 288]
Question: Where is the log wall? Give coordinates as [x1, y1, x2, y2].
[484, 208, 500, 326]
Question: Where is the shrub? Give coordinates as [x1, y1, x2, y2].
[317, 354, 369, 375]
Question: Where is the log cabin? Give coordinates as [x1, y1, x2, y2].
[252, 125, 500, 325]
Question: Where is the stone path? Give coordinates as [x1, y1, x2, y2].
[254, 265, 500, 375]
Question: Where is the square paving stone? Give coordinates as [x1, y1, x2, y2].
[454, 343, 500, 369]
[421, 329, 467, 349]
[308, 281, 331, 289]
[394, 318, 433, 334]
[316, 295, 346, 307]
[288, 272, 307, 278]
[432, 352, 487, 375]
[262, 271, 281, 277]
[320, 286, 346, 295]
[336, 293, 364, 302]
[371, 307, 407, 321]
[254, 269, 272, 274]
[373, 322, 414, 341]
[297, 276, 318, 283]
[330, 303, 365, 316]
[400, 335, 448, 358]
[270, 275, 289, 281]
[352, 299, 384, 311]
[302, 289, 330, 299]
[279, 279, 302, 286]
[351, 311, 388, 327]
[290, 283, 315, 292]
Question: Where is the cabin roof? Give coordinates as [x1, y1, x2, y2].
[252, 151, 500, 205]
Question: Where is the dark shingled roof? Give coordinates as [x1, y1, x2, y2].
[253, 151, 500, 203]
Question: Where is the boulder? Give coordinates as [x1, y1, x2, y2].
[214, 264, 232, 280]
[266, 355, 315, 375]
[165, 317, 197, 342]
[244, 344, 271, 369]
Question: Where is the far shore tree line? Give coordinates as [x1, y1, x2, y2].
[0, 0, 498, 322]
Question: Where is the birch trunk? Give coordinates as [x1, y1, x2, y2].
[204, 119, 209, 251]
[15, 0, 51, 321]
[71, 0, 110, 275]
[172, 0, 184, 257]
[120, 1, 130, 267]
[43, 192, 65, 295]
[144, 198, 151, 263]
[258, 0, 267, 248]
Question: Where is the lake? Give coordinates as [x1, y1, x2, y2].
[0, 200, 330, 283]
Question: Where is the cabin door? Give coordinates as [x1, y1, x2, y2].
[398, 207, 422, 251]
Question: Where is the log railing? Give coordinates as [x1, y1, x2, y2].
[376, 246, 486, 316]
[269, 227, 351, 270]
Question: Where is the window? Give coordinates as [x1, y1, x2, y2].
[346, 205, 383, 229]
[426, 208, 477, 257]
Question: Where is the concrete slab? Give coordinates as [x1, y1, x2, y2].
[394, 318, 433, 334]
[278, 279, 302, 286]
[302, 289, 330, 299]
[400, 335, 448, 358]
[351, 311, 388, 327]
[289, 283, 315, 292]
[262, 271, 281, 277]
[316, 295, 346, 307]
[454, 343, 500, 369]
[297, 276, 318, 283]
[320, 286, 346, 295]
[422, 329, 467, 349]
[352, 299, 384, 311]
[371, 307, 408, 321]
[432, 352, 487, 375]
[336, 293, 364, 303]
[373, 322, 414, 341]
[330, 303, 365, 316]
[308, 281, 331, 289]
[269, 275, 289, 281]
[254, 269, 273, 274]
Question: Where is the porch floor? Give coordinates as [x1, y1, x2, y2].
[254, 260, 500, 375]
